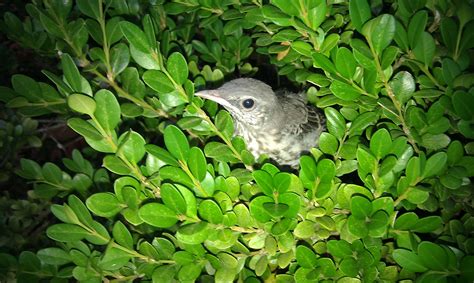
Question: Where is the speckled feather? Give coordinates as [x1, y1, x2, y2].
[195, 78, 326, 167]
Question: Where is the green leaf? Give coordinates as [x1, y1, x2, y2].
[421, 133, 450, 150]
[324, 107, 346, 139]
[336, 47, 357, 79]
[61, 54, 82, 92]
[110, 43, 130, 76]
[317, 159, 336, 183]
[139, 203, 178, 228]
[272, 0, 300, 16]
[18, 159, 43, 179]
[164, 125, 189, 161]
[204, 142, 239, 163]
[68, 195, 94, 226]
[68, 118, 102, 140]
[11, 74, 41, 101]
[167, 52, 188, 85]
[161, 183, 187, 215]
[120, 21, 151, 54]
[103, 155, 131, 175]
[362, 14, 396, 54]
[423, 152, 448, 178]
[347, 216, 369, 238]
[253, 170, 274, 196]
[98, 246, 131, 271]
[370, 128, 392, 159]
[392, 249, 428, 272]
[390, 71, 415, 104]
[112, 221, 133, 250]
[249, 195, 273, 223]
[188, 147, 207, 181]
[351, 196, 372, 219]
[452, 91, 474, 121]
[215, 110, 234, 140]
[296, 245, 318, 268]
[273, 172, 291, 194]
[37, 248, 71, 265]
[143, 70, 175, 94]
[417, 242, 448, 271]
[413, 216, 443, 233]
[413, 32, 435, 66]
[145, 145, 179, 167]
[47, 224, 89, 242]
[312, 53, 337, 75]
[117, 131, 146, 163]
[198, 199, 223, 224]
[86, 193, 123, 218]
[160, 166, 194, 188]
[348, 112, 378, 136]
[349, 0, 371, 32]
[176, 222, 209, 245]
[263, 203, 289, 217]
[357, 147, 377, 173]
[300, 155, 317, 188]
[327, 240, 353, 258]
[319, 132, 338, 155]
[76, 0, 100, 19]
[178, 263, 202, 282]
[307, 0, 327, 30]
[394, 212, 419, 230]
[94, 89, 121, 133]
[42, 162, 62, 184]
[408, 10, 428, 49]
[278, 192, 301, 218]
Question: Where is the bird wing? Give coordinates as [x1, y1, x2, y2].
[278, 92, 325, 135]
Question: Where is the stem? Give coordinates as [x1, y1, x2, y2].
[366, 40, 420, 153]
[97, 0, 113, 80]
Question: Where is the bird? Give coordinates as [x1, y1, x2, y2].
[195, 78, 326, 168]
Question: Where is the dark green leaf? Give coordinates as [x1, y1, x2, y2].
[408, 10, 428, 49]
[413, 32, 435, 66]
[392, 249, 428, 272]
[61, 54, 83, 93]
[349, 0, 371, 32]
[37, 248, 71, 265]
[362, 14, 396, 54]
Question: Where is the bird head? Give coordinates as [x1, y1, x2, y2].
[195, 78, 280, 128]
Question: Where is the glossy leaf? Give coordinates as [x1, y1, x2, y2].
[139, 203, 178, 228]
[167, 52, 188, 85]
[164, 125, 189, 161]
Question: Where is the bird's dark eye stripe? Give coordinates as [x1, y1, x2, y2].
[242, 99, 255, 109]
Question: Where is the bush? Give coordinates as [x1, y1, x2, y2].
[1, 0, 473, 282]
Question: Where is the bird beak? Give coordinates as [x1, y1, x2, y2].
[194, 90, 233, 109]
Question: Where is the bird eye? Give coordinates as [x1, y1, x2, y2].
[242, 98, 255, 109]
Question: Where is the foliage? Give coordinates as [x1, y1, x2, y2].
[1, 0, 473, 282]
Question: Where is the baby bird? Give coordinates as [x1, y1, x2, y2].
[195, 78, 326, 168]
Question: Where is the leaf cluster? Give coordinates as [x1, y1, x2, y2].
[0, 0, 473, 282]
